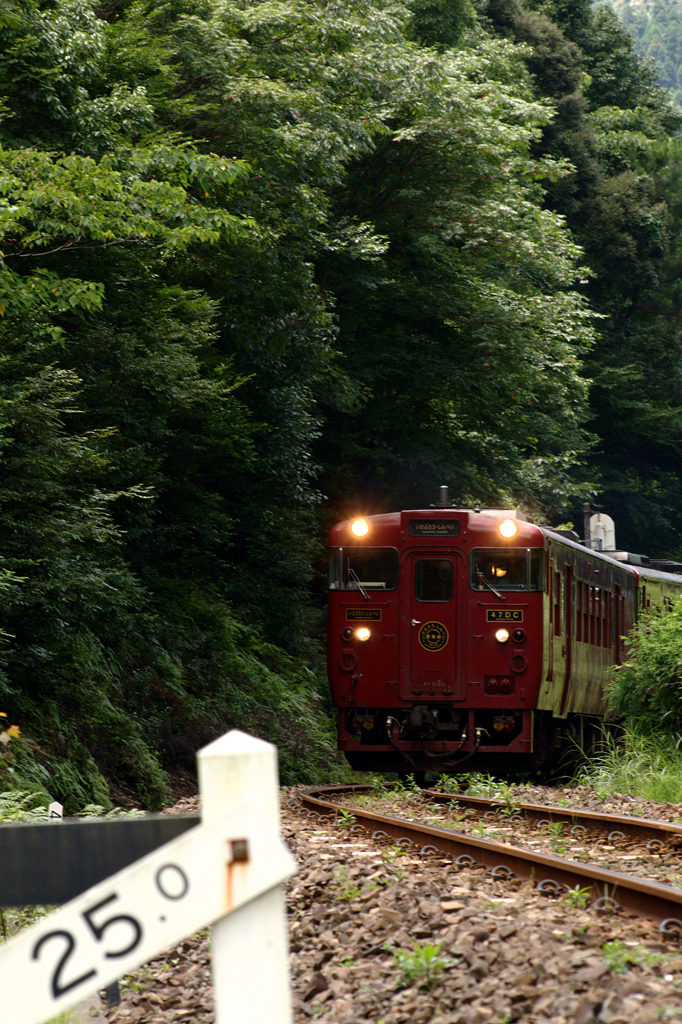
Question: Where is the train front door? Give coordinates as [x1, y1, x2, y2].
[400, 552, 463, 700]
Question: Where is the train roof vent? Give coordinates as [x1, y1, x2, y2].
[648, 559, 682, 574]
[607, 551, 650, 567]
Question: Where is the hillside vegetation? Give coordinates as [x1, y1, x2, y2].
[1, 0, 682, 806]
[611, 0, 682, 105]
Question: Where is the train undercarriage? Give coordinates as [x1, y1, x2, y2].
[340, 707, 612, 776]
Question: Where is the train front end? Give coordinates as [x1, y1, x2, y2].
[327, 506, 546, 773]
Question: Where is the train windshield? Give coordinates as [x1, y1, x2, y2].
[470, 548, 544, 591]
[329, 547, 399, 591]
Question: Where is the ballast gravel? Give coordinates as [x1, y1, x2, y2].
[101, 790, 682, 1024]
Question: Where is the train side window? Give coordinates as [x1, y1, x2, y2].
[471, 549, 543, 591]
[576, 582, 583, 642]
[616, 591, 624, 663]
[553, 571, 561, 636]
[585, 589, 593, 643]
[331, 547, 400, 591]
[595, 589, 602, 646]
[530, 550, 544, 590]
[582, 582, 587, 642]
[563, 571, 572, 637]
[415, 559, 453, 602]
[328, 547, 343, 590]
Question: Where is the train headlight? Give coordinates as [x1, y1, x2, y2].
[356, 627, 371, 641]
[351, 518, 369, 537]
[495, 628, 510, 643]
[499, 519, 517, 539]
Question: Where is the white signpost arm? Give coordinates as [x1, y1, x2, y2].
[198, 730, 294, 1024]
[0, 730, 296, 1024]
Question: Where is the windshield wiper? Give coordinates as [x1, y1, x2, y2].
[349, 567, 370, 600]
[476, 570, 506, 602]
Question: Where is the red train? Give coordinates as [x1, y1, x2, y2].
[327, 490, 682, 775]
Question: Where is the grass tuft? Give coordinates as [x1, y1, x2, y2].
[575, 725, 682, 804]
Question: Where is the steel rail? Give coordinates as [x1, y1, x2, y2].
[299, 786, 682, 927]
[422, 789, 682, 845]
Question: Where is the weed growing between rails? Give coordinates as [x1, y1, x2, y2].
[562, 885, 592, 909]
[437, 772, 521, 808]
[384, 942, 456, 991]
[335, 808, 356, 828]
[575, 726, 682, 803]
[544, 821, 568, 856]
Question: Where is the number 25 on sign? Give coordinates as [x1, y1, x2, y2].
[1, 801, 295, 1024]
[32, 865, 186, 1000]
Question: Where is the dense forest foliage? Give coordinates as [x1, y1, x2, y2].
[612, 0, 682, 105]
[2, 0, 682, 806]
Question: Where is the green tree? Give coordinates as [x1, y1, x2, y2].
[313, 24, 595, 518]
[482, 0, 682, 554]
[0, 0, 340, 804]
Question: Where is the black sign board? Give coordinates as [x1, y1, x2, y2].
[346, 608, 382, 621]
[486, 609, 524, 622]
[0, 814, 200, 906]
[408, 519, 460, 537]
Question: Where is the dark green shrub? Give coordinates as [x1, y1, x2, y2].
[606, 600, 682, 736]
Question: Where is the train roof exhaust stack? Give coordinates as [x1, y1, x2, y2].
[436, 485, 450, 507]
[589, 512, 616, 552]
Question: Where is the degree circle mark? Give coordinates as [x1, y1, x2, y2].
[418, 621, 449, 652]
[156, 863, 190, 901]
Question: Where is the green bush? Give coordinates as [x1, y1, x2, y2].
[606, 600, 682, 735]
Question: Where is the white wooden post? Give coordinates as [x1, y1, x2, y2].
[198, 730, 293, 1024]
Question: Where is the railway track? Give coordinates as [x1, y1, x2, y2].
[423, 789, 682, 844]
[298, 785, 682, 932]
[103, 790, 682, 1024]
